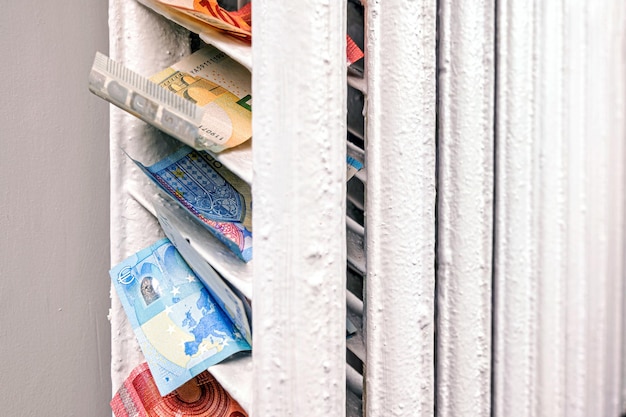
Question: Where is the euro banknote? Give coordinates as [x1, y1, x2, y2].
[89, 46, 252, 153]
[157, 193, 359, 342]
[156, 196, 252, 345]
[89, 52, 203, 150]
[110, 238, 251, 396]
[141, 0, 364, 65]
[158, 0, 252, 41]
[130, 146, 253, 262]
[346, 139, 365, 181]
[132, 143, 361, 263]
[346, 153, 364, 181]
[111, 362, 248, 417]
[150, 45, 252, 152]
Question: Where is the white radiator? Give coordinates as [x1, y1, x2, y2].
[108, 0, 626, 416]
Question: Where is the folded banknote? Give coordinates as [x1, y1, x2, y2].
[110, 238, 251, 396]
[132, 144, 362, 262]
[130, 146, 253, 262]
[347, 141, 365, 181]
[89, 45, 251, 153]
[156, 196, 252, 345]
[157, 0, 252, 41]
[138, 0, 364, 65]
[150, 45, 252, 152]
[111, 362, 248, 417]
[346, 154, 364, 181]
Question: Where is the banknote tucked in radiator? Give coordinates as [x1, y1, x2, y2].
[130, 146, 253, 262]
[137, 0, 364, 66]
[89, 45, 251, 153]
[149, 45, 252, 152]
[110, 238, 251, 396]
[111, 362, 248, 417]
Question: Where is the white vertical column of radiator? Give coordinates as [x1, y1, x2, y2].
[494, 1, 626, 416]
[585, 3, 626, 416]
[108, 0, 191, 392]
[436, 0, 494, 416]
[561, 6, 587, 415]
[251, 1, 348, 416]
[364, 1, 437, 416]
[493, 1, 555, 413]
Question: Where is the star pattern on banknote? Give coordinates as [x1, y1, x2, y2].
[173, 168, 185, 179]
[109, 239, 252, 397]
[186, 274, 196, 283]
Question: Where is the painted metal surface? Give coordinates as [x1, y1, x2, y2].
[533, 3, 569, 415]
[364, 0, 437, 416]
[107, 0, 626, 415]
[436, 0, 494, 416]
[493, 1, 558, 414]
[494, 1, 626, 416]
[251, 1, 348, 416]
[583, 4, 626, 416]
[561, 6, 587, 415]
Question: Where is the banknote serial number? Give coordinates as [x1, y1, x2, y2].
[189, 54, 226, 75]
[199, 125, 226, 143]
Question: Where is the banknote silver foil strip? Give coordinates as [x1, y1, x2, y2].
[89, 52, 204, 149]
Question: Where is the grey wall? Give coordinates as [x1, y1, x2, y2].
[0, 2, 112, 416]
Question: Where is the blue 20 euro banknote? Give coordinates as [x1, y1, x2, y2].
[110, 238, 251, 396]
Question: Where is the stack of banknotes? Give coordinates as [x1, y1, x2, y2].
[101, 1, 367, 410]
[90, 43, 364, 262]
[111, 362, 247, 416]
